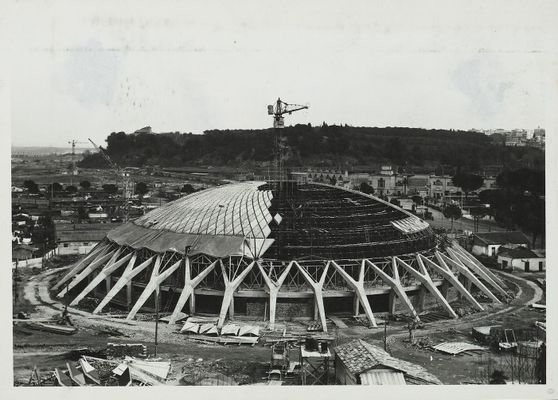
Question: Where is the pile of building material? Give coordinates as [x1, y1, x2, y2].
[517, 340, 544, 357]
[471, 325, 502, 345]
[263, 329, 335, 346]
[26, 322, 77, 335]
[432, 342, 488, 355]
[179, 319, 260, 346]
[160, 312, 188, 324]
[106, 343, 148, 359]
[534, 321, 546, 332]
[52, 355, 171, 386]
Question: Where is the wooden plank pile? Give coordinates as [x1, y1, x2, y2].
[52, 356, 170, 386]
[178, 318, 261, 346]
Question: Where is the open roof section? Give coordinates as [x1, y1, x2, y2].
[261, 181, 435, 261]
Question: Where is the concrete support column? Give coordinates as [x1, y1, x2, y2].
[388, 291, 397, 315]
[69, 251, 132, 306]
[396, 256, 458, 319]
[229, 296, 235, 319]
[105, 276, 111, 294]
[353, 293, 360, 317]
[127, 257, 182, 320]
[436, 251, 501, 304]
[423, 253, 484, 311]
[126, 280, 132, 309]
[439, 280, 450, 299]
[93, 256, 155, 314]
[367, 259, 419, 322]
[56, 249, 117, 298]
[189, 292, 196, 314]
[465, 278, 473, 293]
[52, 243, 109, 292]
[267, 288, 278, 326]
[168, 259, 217, 324]
[331, 261, 377, 327]
[217, 261, 255, 328]
[313, 297, 319, 320]
[295, 262, 329, 332]
[448, 247, 508, 298]
[415, 286, 427, 313]
[258, 261, 293, 330]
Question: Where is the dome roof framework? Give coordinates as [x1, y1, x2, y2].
[54, 182, 510, 331]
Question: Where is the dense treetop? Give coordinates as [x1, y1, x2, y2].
[78, 125, 544, 171]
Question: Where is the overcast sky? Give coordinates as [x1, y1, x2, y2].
[4, 0, 558, 147]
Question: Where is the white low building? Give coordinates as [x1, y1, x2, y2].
[472, 231, 531, 257]
[55, 223, 120, 255]
[497, 247, 545, 272]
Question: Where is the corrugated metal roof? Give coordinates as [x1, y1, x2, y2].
[473, 231, 530, 245]
[335, 339, 442, 385]
[360, 369, 406, 385]
[57, 230, 108, 242]
[55, 223, 121, 232]
[432, 342, 487, 355]
[498, 246, 540, 259]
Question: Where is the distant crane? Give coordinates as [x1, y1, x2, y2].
[88, 138, 133, 222]
[67, 139, 88, 185]
[267, 98, 309, 182]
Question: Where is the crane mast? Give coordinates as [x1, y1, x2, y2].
[267, 98, 308, 182]
[88, 138, 132, 222]
[67, 139, 88, 185]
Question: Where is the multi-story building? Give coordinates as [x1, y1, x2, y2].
[428, 175, 461, 202]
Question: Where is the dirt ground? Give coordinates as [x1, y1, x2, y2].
[12, 263, 545, 386]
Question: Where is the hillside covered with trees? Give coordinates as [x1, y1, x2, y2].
[78, 125, 544, 172]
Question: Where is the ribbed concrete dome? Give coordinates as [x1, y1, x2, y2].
[134, 181, 272, 237]
[106, 181, 435, 260]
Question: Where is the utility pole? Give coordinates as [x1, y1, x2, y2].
[154, 287, 160, 357]
[383, 321, 389, 352]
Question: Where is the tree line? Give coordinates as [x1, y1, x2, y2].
[439, 169, 544, 248]
[78, 125, 544, 171]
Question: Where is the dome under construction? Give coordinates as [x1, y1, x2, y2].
[54, 181, 509, 331]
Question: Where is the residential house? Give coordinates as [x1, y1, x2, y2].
[334, 339, 441, 385]
[471, 231, 531, 257]
[497, 247, 545, 272]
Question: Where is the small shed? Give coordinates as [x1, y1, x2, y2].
[334, 339, 441, 385]
[13, 244, 39, 261]
[497, 247, 545, 272]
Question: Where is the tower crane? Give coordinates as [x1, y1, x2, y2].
[267, 98, 309, 182]
[267, 98, 308, 129]
[88, 138, 133, 222]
